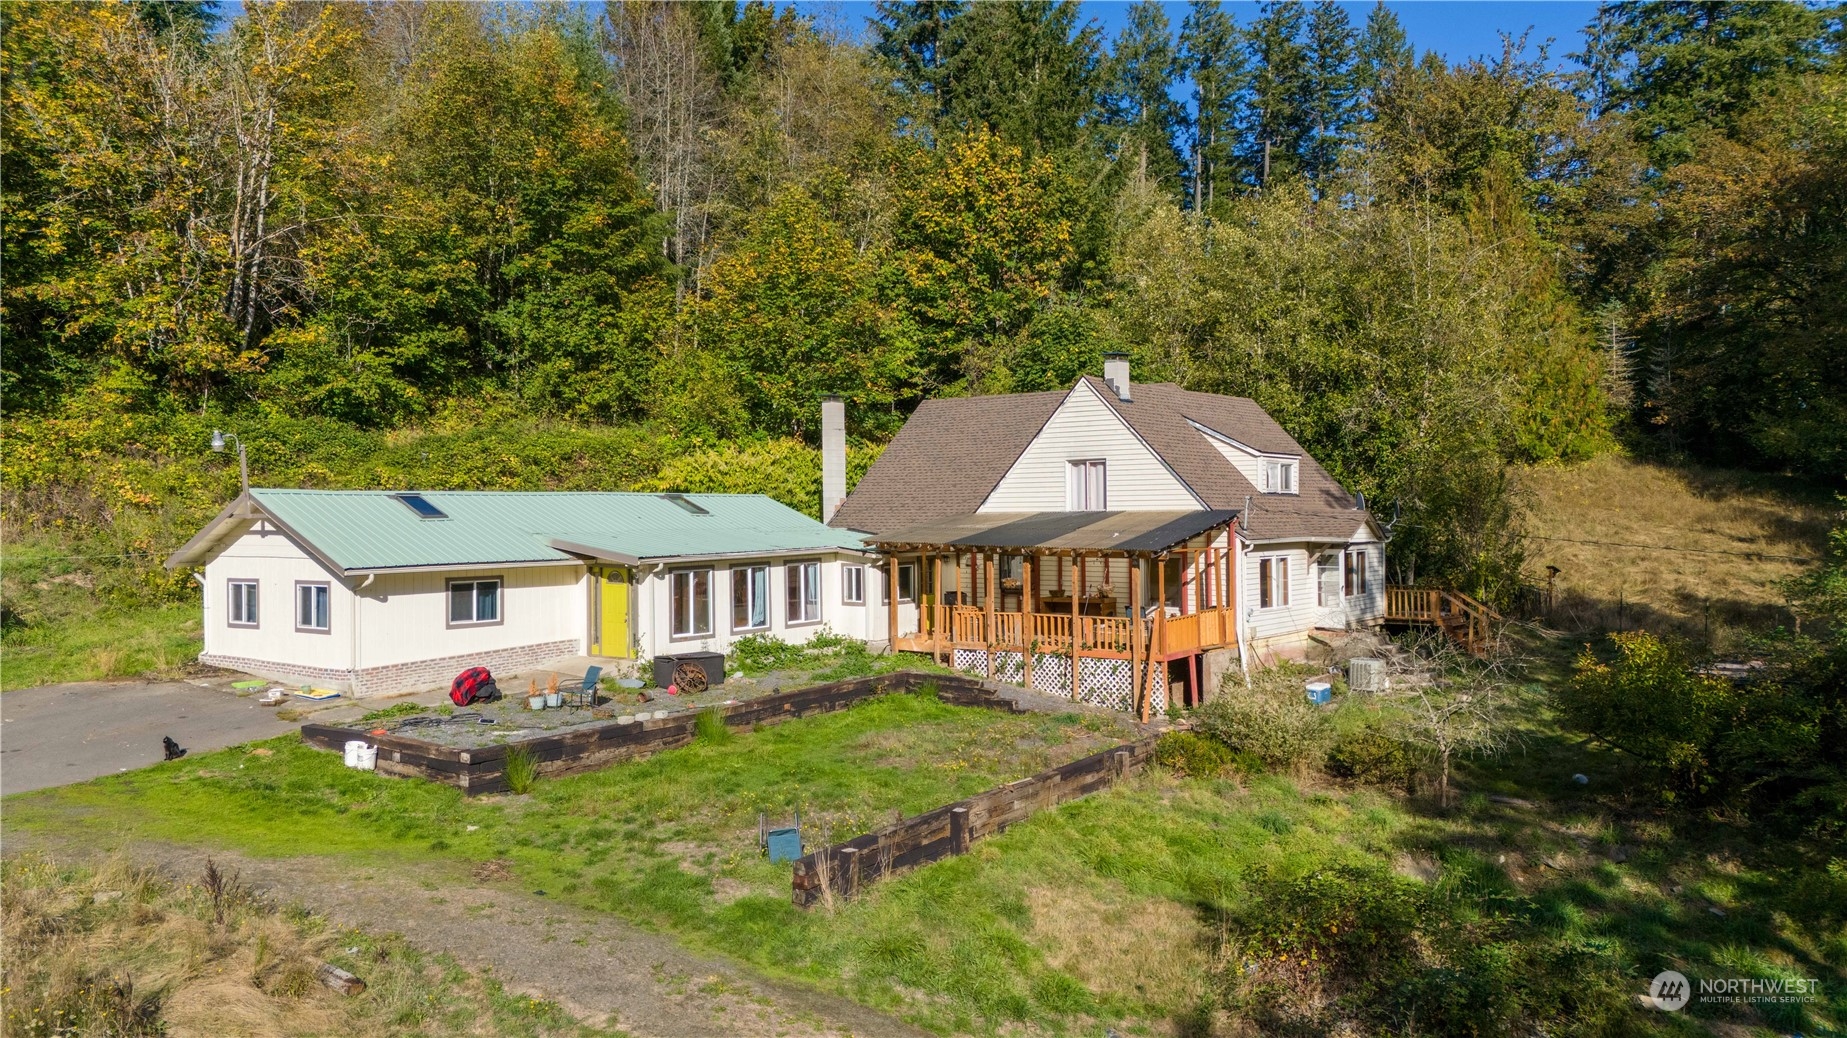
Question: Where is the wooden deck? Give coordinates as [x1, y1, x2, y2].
[1383, 585, 1499, 653]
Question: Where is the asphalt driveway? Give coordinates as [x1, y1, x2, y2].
[1, 679, 300, 794]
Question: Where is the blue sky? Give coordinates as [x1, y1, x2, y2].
[799, 2, 1602, 69]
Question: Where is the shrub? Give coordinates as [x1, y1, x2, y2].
[1154, 731, 1237, 778]
[1325, 726, 1422, 791]
[502, 746, 539, 795]
[1194, 669, 1335, 771]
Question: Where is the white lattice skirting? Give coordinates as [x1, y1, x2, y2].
[949, 648, 1161, 714]
[1030, 654, 1070, 697]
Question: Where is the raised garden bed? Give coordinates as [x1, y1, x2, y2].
[301, 671, 1021, 795]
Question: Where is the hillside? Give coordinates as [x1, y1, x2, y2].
[1517, 455, 1837, 648]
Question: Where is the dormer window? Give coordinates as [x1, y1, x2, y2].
[1262, 459, 1298, 494]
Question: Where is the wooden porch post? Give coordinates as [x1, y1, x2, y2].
[984, 553, 997, 680]
[1156, 555, 1168, 715]
[887, 554, 900, 653]
[933, 553, 945, 664]
[1021, 553, 1035, 690]
[1071, 555, 1084, 702]
[1130, 559, 1146, 721]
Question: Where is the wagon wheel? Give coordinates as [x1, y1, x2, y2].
[672, 661, 709, 695]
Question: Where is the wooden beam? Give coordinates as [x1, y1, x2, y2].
[984, 553, 996, 680]
[1072, 554, 1084, 703]
[1130, 561, 1146, 721]
[1156, 556, 1168, 713]
[887, 553, 899, 654]
[933, 554, 945, 664]
[1021, 553, 1035, 691]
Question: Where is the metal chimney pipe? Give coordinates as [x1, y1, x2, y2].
[821, 395, 847, 524]
[1102, 352, 1131, 402]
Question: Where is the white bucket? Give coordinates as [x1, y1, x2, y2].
[354, 745, 377, 771]
[343, 740, 366, 767]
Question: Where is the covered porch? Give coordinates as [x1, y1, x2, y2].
[872, 510, 1241, 720]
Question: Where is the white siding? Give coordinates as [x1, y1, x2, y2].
[633, 553, 884, 661]
[1241, 543, 1319, 645]
[357, 565, 586, 668]
[1203, 433, 1264, 488]
[202, 521, 356, 671]
[1239, 534, 1385, 651]
[982, 380, 1202, 512]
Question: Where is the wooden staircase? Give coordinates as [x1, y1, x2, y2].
[1383, 586, 1501, 654]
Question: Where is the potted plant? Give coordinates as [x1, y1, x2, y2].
[544, 673, 563, 709]
[526, 679, 545, 711]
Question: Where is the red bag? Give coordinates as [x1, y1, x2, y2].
[449, 666, 495, 706]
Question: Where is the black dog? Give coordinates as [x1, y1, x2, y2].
[162, 736, 187, 761]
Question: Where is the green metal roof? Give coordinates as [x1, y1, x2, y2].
[224, 490, 869, 573]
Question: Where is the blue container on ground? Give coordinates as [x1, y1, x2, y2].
[766, 827, 803, 863]
[1305, 681, 1333, 706]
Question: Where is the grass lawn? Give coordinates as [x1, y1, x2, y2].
[0, 601, 201, 692]
[7, 684, 1843, 1036]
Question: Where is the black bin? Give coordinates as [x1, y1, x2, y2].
[653, 652, 725, 689]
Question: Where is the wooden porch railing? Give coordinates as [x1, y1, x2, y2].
[1384, 585, 1500, 654]
[924, 606, 1202, 658]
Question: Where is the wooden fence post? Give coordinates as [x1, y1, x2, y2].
[839, 847, 860, 898]
[950, 806, 970, 855]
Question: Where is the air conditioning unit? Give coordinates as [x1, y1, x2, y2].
[1348, 656, 1386, 692]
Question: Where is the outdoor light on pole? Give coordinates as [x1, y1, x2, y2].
[211, 429, 249, 494]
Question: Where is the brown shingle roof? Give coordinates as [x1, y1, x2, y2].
[828, 390, 1065, 536]
[1088, 379, 1369, 541]
[832, 378, 1375, 543]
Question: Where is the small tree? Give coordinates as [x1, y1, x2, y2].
[1380, 629, 1529, 806]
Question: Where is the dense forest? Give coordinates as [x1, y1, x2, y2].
[3, 0, 1843, 611]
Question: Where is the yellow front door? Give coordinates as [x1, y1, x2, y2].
[591, 568, 632, 658]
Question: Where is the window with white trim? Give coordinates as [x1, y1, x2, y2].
[732, 565, 769, 631]
[448, 578, 501, 625]
[1262, 458, 1298, 494]
[785, 561, 821, 624]
[227, 580, 259, 627]
[296, 582, 330, 631]
[1067, 459, 1107, 510]
[670, 569, 712, 638]
[843, 564, 865, 605]
[1258, 557, 1291, 609]
[1344, 548, 1369, 597]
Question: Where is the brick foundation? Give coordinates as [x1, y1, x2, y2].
[200, 639, 581, 698]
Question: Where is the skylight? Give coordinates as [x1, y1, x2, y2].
[660, 493, 709, 515]
[393, 493, 448, 519]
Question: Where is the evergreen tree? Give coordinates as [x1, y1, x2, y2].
[1244, 0, 1311, 185]
[939, 0, 1102, 154]
[1353, 1, 1411, 113]
[1102, 0, 1186, 196]
[872, 0, 965, 125]
[1570, 4, 1628, 119]
[1598, 1, 1834, 168]
[1179, 0, 1248, 211]
[1302, 0, 1356, 184]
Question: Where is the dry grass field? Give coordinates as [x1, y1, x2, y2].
[1517, 454, 1838, 648]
